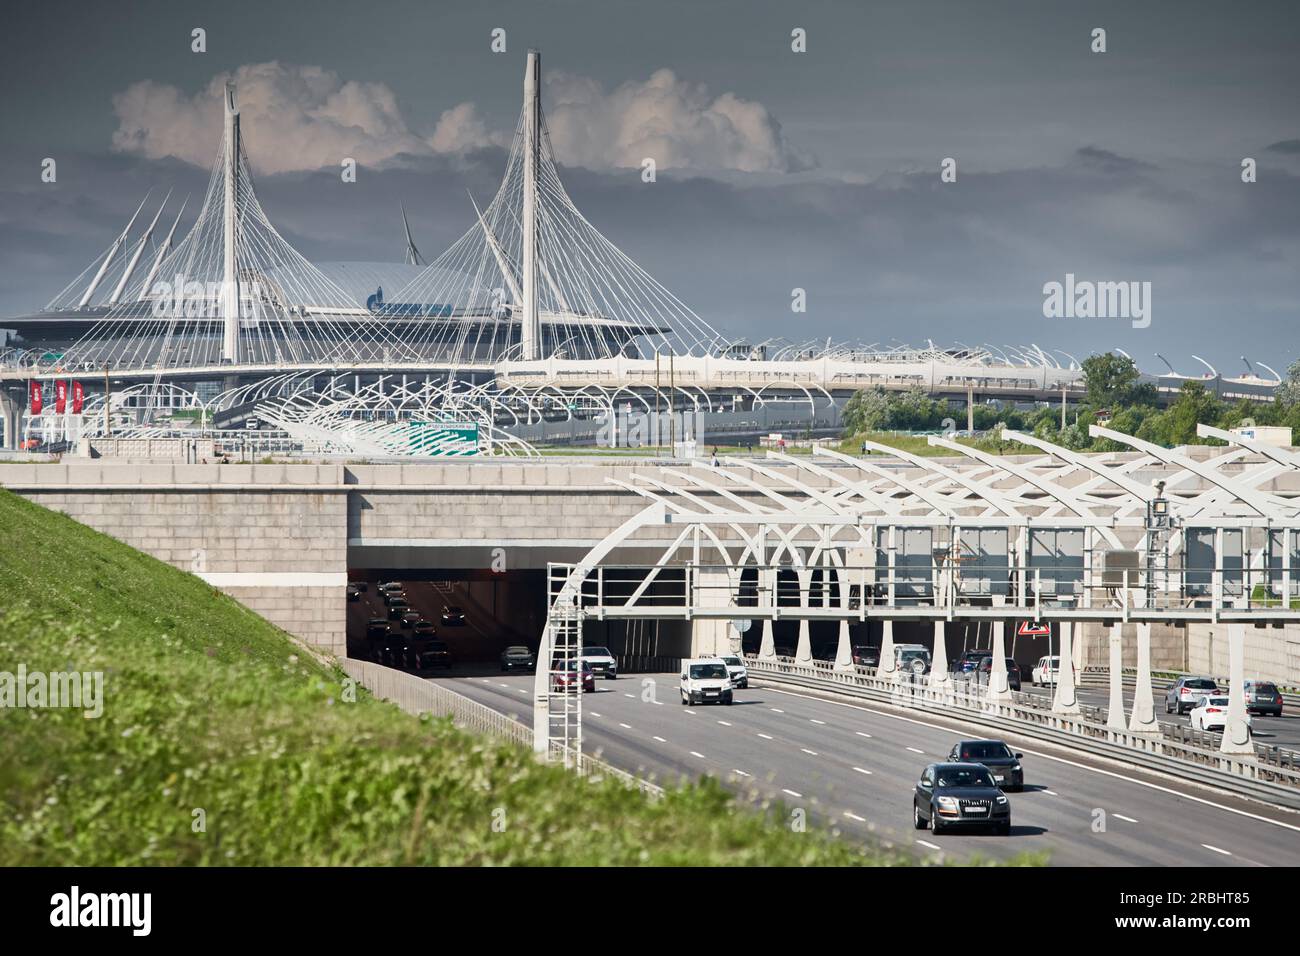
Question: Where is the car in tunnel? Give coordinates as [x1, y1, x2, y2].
[851, 645, 879, 668]
[580, 646, 618, 679]
[719, 654, 748, 688]
[680, 659, 734, 706]
[440, 605, 467, 626]
[399, 611, 421, 629]
[913, 762, 1011, 835]
[947, 739, 1024, 791]
[386, 600, 411, 620]
[500, 645, 536, 672]
[551, 659, 595, 693]
[409, 639, 452, 671]
[366, 618, 391, 639]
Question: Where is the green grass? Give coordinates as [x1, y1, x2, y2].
[0, 488, 1022, 866]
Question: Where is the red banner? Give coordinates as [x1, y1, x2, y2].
[29, 381, 42, 415]
[54, 380, 68, 414]
[72, 381, 84, 414]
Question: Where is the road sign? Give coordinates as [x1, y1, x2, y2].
[731, 619, 752, 634]
[408, 421, 479, 456]
[1017, 621, 1051, 637]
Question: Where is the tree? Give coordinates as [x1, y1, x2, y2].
[1274, 357, 1300, 407]
[841, 387, 890, 436]
[1081, 352, 1152, 409]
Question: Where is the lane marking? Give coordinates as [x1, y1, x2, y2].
[624, 693, 635, 699]
[760, 684, 1300, 836]
[689, 751, 706, 759]
[770, 708, 785, 714]
[1042, 789, 1058, 796]
[590, 712, 602, 718]
[683, 709, 696, 716]
[652, 736, 667, 743]
[732, 769, 751, 777]
[516, 688, 527, 694]
[1114, 814, 1139, 823]
[782, 788, 803, 798]
[801, 748, 820, 756]
[916, 840, 942, 851]
[717, 720, 733, 726]
[618, 722, 632, 729]
[810, 719, 826, 725]
[843, 811, 866, 822]
[498, 683, 511, 688]
[757, 733, 774, 740]
[1202, 844, 1232, 856]
[906, 747, 925, 754]
[856, 731, 873, 739]
[853, 766, 873, 775]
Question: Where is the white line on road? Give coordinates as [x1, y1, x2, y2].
[624, 693, 635, 699]
[757, 733, 774, 740]
[856, 731, 873, 738]
[652, 736, 667, 743]
[843, 811, 866, 822]
[1042, 789, 1057, 796]
[771, 708, 785, 714]
[801, 748, 819, 756]
[810, 719, 826, 725]
[906, 747, 925, 754]
[618, 723, 632, 729]
[1114, 814, 1139, 824]
[853, 767, 873, 775]
[717, 720, 732, 726]
[1202, 844, 1232, 856]
[689, 751, 706, 759]
[590, 712, 602, 718]
[498, 683, 511, 688]
[516, 688, 527, 694]
[916, 840, 942, 851]
[732, 769, 751, 777]
[782, 788, 803, 798]
[683, 709, 696, 715]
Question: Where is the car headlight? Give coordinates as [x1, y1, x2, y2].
[996, 795, 1008, 805]
[1011, 764, 1021, 771]
[936, 796, 958, 809]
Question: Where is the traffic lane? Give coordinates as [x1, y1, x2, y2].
[1018, 682, 1300, 749]
[433, 673, 1300, 866]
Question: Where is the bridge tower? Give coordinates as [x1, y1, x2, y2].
[221, 81, 242, 365]
[520, 50, 541, 361]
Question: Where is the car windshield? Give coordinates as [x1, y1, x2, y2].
[690, 664, 728, 679]
[583, 647, 611, 657]
[1186, 679, 1217, 690]
[505, 646, 529, 655]
[721, 656, 742, 666]
[1202, 697, 1229, 707]
[960, 742, 1012, 760]
[1252, 683, 1278, 694]
[936, 767, 996, 788]
[899, 649, 930, 661]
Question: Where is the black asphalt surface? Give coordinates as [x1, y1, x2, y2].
[429, 669, 1300, 866]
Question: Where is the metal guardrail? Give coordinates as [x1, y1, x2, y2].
[1080, 666, 1300, 704]
[340, 659, 663, 798]
[745, 656, 1300, 810]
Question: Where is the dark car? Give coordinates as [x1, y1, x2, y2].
[387, 600, 411, 620]
[551, 660, 595, 693]
[400, 611, 421, 629]
[365, 617, 391, 639]
[976, 656, 1022, 691]
[1164, 676, 1218, 715]
[947, 739, 1024, 791]
[346, 584, 361, 603]
[409, 639, 452, 671]
[851, 645, 879, 668]
[440, 605, 467, 626]
[352, 581, 369, 593]
[377, 581, 403, 594]
[913, 762, 1011, 835]
[1244, 680, 1284, 717]
[383, 590, 408, 607]
[379, 636, 408, 668]
[500, 645, 537, 672]
[412, 620, 437, 638]
[950, 650, 989, 677]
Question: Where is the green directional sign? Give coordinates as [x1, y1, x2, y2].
[408, 421, 480, 456]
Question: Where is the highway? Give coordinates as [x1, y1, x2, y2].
[430, 669, 1300, 866]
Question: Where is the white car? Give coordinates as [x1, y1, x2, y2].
[680, 658, 734, 706]
[1189, 695, 1252, 733]
[1031, 655, 1060, 687]
[580, 645, 618, 679]
[719, 654, 749, 689]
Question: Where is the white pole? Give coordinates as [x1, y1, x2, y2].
[221, 82, 242, 364]
[1051, 621, 1080, 715]
[520, 51, 541, 361]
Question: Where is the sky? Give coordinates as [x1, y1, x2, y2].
[1, 0, 1298, 374]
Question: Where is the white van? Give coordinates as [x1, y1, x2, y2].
[680, 658, 735, 706]
[1031, 655, 1060, 687]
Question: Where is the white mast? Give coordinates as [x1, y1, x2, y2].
[78, 192, 149, 308]
[221, 81, 241, 363]
[139, 194, 188, 301]
[108, 191, 170, 306]
[520, 50, 541, 361]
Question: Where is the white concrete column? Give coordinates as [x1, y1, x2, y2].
[690, 568, 734, 657]
[794, 568, 813, 664]
[1051, 621, 1080, 715]
[1106, 623, 1127, 731]
[928, 620, 951, 689]
[1220, 621, 1254, 755]
[758, 618, 776, 660]
[988, 619, 1011, 702]
[1128, 622, 1159, 735]
[878, 619, 897, 682]
[833, 620, 854, 672]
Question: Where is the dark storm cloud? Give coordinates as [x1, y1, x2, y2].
[1266, 140, 1300, 154]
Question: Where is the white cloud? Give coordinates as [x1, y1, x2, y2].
[110, 62, 811, 175]
[543, 68, 815, 173]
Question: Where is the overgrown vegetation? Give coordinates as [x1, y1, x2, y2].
[0, 489, 984, 866]
[842, 353, 1296, 452]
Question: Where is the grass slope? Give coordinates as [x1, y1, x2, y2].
[0, 489, 977, 866]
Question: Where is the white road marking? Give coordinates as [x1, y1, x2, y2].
[1042, 789, 1058, 796]
[757, 733, 774, 740]
[810, 719, 826, 725]
[782, 788, 803, 798]
[652, 736, 667, 743]
[618, 722, 632, 729]
[801, 748, 820, 756]
[906, 747, 925, 754]
[498, 683, 511, 688]
[683, 709, 696, 715]
[689, 751, 707, 759]
[843, 811, 866, 822]
[856, 731, 873, 739]
[516, 688, 527, 694]
[762, 684, 1300, 836]
[1202, 844, 1232, 856]
[589, 712, 602, 718]
[853, 766, 873, 775]
[916, 840, 942, 851]
[1114, 814, 1139, 824]
[624, 693, 635, 698]
[717, 720, 733, 726]
[652, 700, 664, 706]
[770, 708, 785, 714]
[732, 769, 752, 777]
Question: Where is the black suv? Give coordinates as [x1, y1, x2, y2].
[947, 739, 1024, 791]
[913, 762, 1011, 835]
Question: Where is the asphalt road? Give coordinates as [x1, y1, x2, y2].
[429, 669, 1300, 866]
